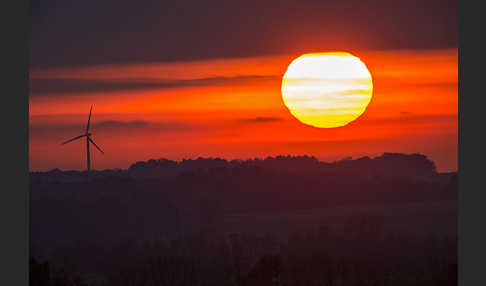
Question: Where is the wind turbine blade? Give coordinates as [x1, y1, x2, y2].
[86, 105, 93, 133]
[88, 137, 104, 154]
[61, 135, 85, 145]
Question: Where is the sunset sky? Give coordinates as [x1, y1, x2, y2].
[29, 0, 457, 172]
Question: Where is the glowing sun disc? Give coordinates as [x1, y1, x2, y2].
[281, 52, 373, 128]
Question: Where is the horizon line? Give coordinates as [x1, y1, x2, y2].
[29, 152, 458, 174]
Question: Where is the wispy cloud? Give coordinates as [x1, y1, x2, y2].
[243, 117, 282, 123]
[93, 120, 150, 128]
[30, 75, 277, 96]
[363, 114, 457, 125]
[29, 120, 195, 138]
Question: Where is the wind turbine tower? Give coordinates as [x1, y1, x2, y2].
[61, 105, 104, 171]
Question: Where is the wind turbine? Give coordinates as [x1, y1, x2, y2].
[61, 105, 104, 171]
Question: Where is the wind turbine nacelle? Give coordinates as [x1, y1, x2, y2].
[86, 133, 92, 137]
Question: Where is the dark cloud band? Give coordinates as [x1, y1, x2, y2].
[30, 75, 277, 96]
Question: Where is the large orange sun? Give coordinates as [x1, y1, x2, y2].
[281, 52, 373, 128]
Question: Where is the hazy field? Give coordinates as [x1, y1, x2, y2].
[185, 200, 457, 239]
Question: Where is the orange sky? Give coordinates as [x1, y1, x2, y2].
[29, 48, 457, 172]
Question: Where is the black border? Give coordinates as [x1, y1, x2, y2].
[458, 1, 485, 285]
[1, 0, 28, 285]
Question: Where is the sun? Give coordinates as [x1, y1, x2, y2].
[281, 52, 373, 128]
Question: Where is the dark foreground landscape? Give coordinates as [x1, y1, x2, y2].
[30, 153, 457, 286]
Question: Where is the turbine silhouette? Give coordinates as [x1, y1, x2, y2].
[61, 105, 104, 171]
